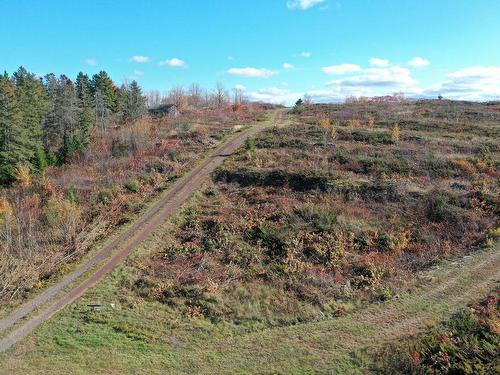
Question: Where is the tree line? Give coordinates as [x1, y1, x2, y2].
[0, 67, 147, 185]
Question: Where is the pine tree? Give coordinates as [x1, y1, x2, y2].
[92, 71, 118, 113]
[117, 84, 129, 123]
[92, 71, 117, 131]
[75, 72, 93, 108]
[75, 72, 95, 151]
[13, 67, 48, 156]
[43, 73, 60, 153]
[125, 80, 147, 123]
[56, 75, 79, 163]
[0, 72, 30, 183]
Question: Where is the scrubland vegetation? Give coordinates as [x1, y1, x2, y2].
[373, 290, 499, 374]
[0, 67, 265, 306]
[129, 99, 499, 326]
[0, 97, 498, 374]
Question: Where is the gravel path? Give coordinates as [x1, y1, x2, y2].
[0, 111, 284, 353]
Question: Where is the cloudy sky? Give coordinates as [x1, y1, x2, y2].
[1, 0, 499, 105]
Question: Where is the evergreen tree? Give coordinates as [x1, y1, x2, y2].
[92, 71, 117, 131]
[75, 72, 93, 108]
[124, 80, 147, 123]
[56, 75, 79, 163]
[43, 73, 60, 152]
[75, 72, 94, 151]
[117, 84, 129, 123]
[13, 67, 48, 156]
[92, 71, 118, 113]
[0, 72, 30, 183]
[94, 88, 111, 131]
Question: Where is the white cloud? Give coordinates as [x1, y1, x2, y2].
[130, 55, 150, 63]
[305, 88, 354, 103]
[234, 84, 247, 91]
[287, 0, 325, 10]
[248, 87, 302, 105]
[370, 58, 390, 67]
[409, 56, 430, 68]
[84, 58, 98, 67]
[227, 67, 276, 78]
[322, 64, 361, 75]
[159, 58, 187, 68]
[326, 66, 416, 88]
[283, 63, 294, 69]
[422, 66, 500, 101]
[300, 51, 312, 58]
[134, 70, 144, 76]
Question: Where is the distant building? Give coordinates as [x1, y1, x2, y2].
[148, 104, 179, 118]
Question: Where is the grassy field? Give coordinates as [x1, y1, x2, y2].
[0, 240, 497, 374]
[0, 100, 498, 374]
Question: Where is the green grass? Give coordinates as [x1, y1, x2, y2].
[0, 102, 498, 374]
[0, 239, 498, 374]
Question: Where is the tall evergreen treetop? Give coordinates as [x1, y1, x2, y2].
[0, 72, 30, 182]
[124, 80, 147, 123]
[92, 71, 118, 113]
[13, 67, 48, 153]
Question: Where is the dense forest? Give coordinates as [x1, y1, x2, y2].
[0, 67, 147, 185]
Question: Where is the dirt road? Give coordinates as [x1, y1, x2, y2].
[0, 110, 284, 352]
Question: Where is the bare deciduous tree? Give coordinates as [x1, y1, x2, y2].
[168, 86, 188, 112]
[188, 83, 203, 109]
[214, 82, 228, 110]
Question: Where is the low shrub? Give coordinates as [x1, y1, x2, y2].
[373, 292, 500, 374]
[125, 179, 139, 193]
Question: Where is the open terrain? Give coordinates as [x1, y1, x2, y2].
[0, 110, 282, 352]
[0, 100, 498, 374]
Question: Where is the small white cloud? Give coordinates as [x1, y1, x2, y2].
[227, 67, 276, 78]
[84, 58, 98, 67]
[300, 51, 312, 58]
[287, 0, 325, 10]
[134, 70, 144, 76]
[159, 58, 187, 68]
[283, 63, 294, 69]
[370, 58, 390, 67]
[322, 64, 361, 75]
[409, 57, 430, 68]
[234, 84, 247, 91]
[130, 55, 150, 63]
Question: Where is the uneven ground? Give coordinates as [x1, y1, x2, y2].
[0, 110, 283, 352]
[0, 242, 498, 374]
[0, 105, 266, 306]
[0, 100, 498, 374]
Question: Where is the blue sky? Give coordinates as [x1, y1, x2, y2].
[1, 0, 499, 104]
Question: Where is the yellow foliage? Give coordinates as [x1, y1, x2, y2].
[348, 118, 361, 129]
[452, 159, 476, 174]
[39, 174, 55, 195]
[0, 198, 13, 227]
[44, 195, 81, 236]
[391, 123, 401, 144]
[367, 116, 375, 128]
[319, 117, 331, 129]
[490, 227, 500, 239]
[331, 124, 337, 139]
[390, 230, 412, 252]
[58, 263, 72, 275]
[16, 165, 31, 189]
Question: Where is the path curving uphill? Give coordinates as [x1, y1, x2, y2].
[0, 110, 285, 353]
